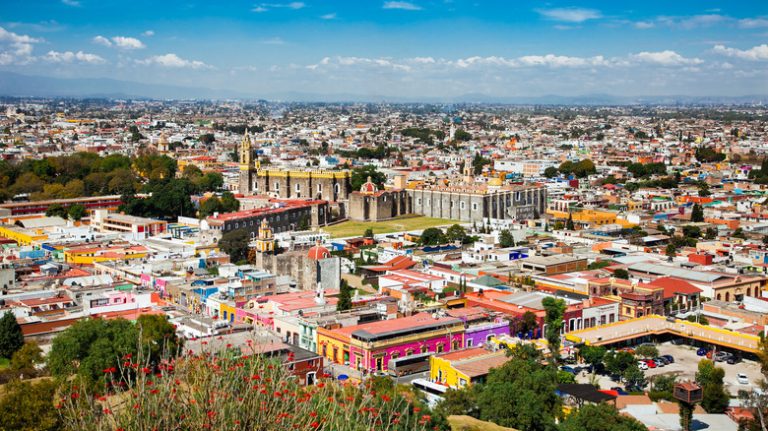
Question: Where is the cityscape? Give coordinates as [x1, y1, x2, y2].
[0, 1, 768, 431]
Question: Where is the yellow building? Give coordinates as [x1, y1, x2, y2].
[429, 348, 509, 388]
[0, 225, 48, 246]
[547, 208, 636, 229]
[64, 244, 149, 265]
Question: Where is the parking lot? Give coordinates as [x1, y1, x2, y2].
[576, 341, 763, 395]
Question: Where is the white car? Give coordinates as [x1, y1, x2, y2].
[738, 373, 749, 385]
[637, 361, 649, 371]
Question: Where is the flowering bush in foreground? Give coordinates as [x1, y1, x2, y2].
[58, 347, 443, 431]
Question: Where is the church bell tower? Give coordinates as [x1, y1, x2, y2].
[238, 130, 254, 194]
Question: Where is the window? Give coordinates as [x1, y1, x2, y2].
[306, 372, 316, 385]
[460, 201, 466, 210]
[274, 182, 280, 191]
[317, 184, 323, 193]
[416, 198, 422, 205]
[295, 183, 301, 193]
[436, 343, 444, 353]
[391, 351, 400, 360]
[420, 345, 428, 354]
[466, 339, 473, 348]
[472, 203, 478, 211]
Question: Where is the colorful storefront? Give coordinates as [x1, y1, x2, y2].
[318, 313, 465, 373]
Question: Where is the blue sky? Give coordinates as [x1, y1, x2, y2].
[0, 0, 767, 97]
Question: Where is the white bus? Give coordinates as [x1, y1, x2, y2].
[411, 378, 448, 408]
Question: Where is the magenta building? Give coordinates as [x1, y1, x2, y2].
[318, 313, 465, 373]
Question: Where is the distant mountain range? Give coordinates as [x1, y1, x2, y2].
[1, 71, 767, 105]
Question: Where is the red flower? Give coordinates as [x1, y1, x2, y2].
[310, 421, 320, 428]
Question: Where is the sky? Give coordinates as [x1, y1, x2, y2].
[0, 0, 767, 98]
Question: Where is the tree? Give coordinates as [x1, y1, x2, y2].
[690, 203, 704, 223]
[665, 244, 677, 259]
[566, 213, 575, 230]
[543, 166, 559, 178]
[580, 345, 607, 371]
[472, 152, 491, 175]
[635, 345, 659, 359]
[68, 204, 86, 221]
[613, 268, 630, 279]
[9, 341, 43, 374]
[0, 378, 62, 431]
[454, 129, 472, 141]
[604, 350, 635, 377]
[623, 364, 646, 390]
[219, 229, 250, 263]
[47, 318, 140, 388]
[560, 403, 647, 431]
[0, 311, 24, 359]
[351, 165, 386, 191]
[696, 359, 729, 413]
[419, 227, 446, 246]
[516, 311, 539, 337]
[476, 348, 561, 431]
[446, 224, 468, 243]
[435, 387, 478, 418]
[541, 297, 566, 361]
[136, 314, 183, 362]
[733, 228, 747, 239]
[364, 228, 374, 238]
[499, 229, 515, 248]
[336, 279, 353, 312]
[44, 204, 67, 218]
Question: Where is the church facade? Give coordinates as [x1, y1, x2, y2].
[238, 132, 352, 201]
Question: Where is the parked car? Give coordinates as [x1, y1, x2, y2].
[654, 357, 667, 366]
[727, 356, 742, 365]
[637, 361, 649, 371]
[696, 347, 709, 356]
[560, 365, 578, 375]
[661, 354, 675, 363]
[645, 359, 657, 368]
[738, 373, 750, 385]
[714, 352, 732, 362]
[610, 386, 629, 395]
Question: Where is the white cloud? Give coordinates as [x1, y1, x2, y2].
[61, 0, 81, 6]
[252, 2, 305, 12]
[260, 37, 286, 45]
[657, 14, 727, 29]
[92, 35, 111, 47]
[383, 2, 422, 11]
[306, 51, 708, 74]
[137, 53, 211, 69]
[142, 30, 155, 37]
[0, 26, 42, 64]
[738, 18, 768, 29]
[43, 50, 105, 64]
[320, 13, 337, 20]
[713, 44, 768, 61]
[536, 7, 601, 23]
[634, 21, 655, 29]
[631, 50, 703, 66]
[111, 36, 145, 49]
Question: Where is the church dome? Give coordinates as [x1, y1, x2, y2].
[307, 241, 331, 260]
[360, 176, 378, 194]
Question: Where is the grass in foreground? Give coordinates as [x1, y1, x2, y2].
[323, 216, 459, 238]
[448, 415, 519, 431]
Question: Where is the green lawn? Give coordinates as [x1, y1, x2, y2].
[0, 357, 9, 370]
[448, 415, 518, 431]
[323, 216, 459, 238]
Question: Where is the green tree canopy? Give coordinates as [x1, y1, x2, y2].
[560, 403, 648, 431]
[219, 228, 250, 263]
[0, 378, 62, 431]
[351, 165, 386, 191]
[541, 297, 566, 361]
[419, 227, 447, 246]
[499, 229, 515, 248]
[0, 311, 24, 359]
[446, 224, 468, 243]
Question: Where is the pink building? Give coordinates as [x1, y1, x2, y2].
[317, 313, 465, 372]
